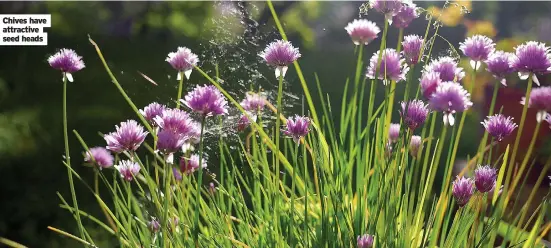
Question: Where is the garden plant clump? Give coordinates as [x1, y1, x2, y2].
[48, 0, 551, 247]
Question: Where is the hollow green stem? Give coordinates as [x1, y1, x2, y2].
[62, 75, 85, 239]
[508, 74, 534, 172]
[176, 71, 185, 109]
[193, 116, 207, 246]
[477, 80, 500, 164]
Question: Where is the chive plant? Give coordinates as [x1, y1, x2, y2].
[49, 1, 551, 247]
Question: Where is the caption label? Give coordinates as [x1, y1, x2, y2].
[0, 14, 51, 46]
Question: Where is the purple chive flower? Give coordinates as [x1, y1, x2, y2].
[259, 39, 301, 78]
[237, 114, 252, 132]
[481, 114, 518, 142]
[428, 82, 473, 126]
[48, 48, 85, 82]
[521, 86, 551, 122]
[357, 234, 374, 248]
[370, 0, 403, 21]
[366, 48, 409, 85]
[452, 176, 475, 207]
[400, 100, 430, 130]
[154, 108, 200, 139]
[424, 56, 465, 82]
[344, 19, 381, 46]
[148, 217, 161, 233]
[511, 41, 551, 85]
[156, 130, 187, 154]
[459, 35, 496, 70]
[402, 35, 424, 65]
[420, 71, 442, 99]
[104, 120, 149, 153]
[115, 160, 141, 182]
[388, 123, 401, 143]
[166, 47, 199, 80]
[172, 167, 182, 181]
[181, 85, 228, 117]
[180, 154, 207, 175]
[409, 135, 422, 158]
[485, 51, 515, 86]
[283, 115, 311, 143]
[392, 2, 418, 28]
[240, 92, 267, 112]
[474, 165, 497, 193]
[209, 182, 216, 194]
[140, 102, 166, 125]
[84, 147, 114, 169]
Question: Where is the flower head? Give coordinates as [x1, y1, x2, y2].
[485, 51, 515, 86]
[481, 114, 518, 142]
[148, 218, 161, 233]
[180, 154, 207, 175]
[156, 129, 187, 154]
[392, 2, 418, 28]
[140, 102, 166, 125]
[259, 39, 301, 78]
[366, 48, 409, 84]
[209, 182, 217, 194]
[522, 86, 551, 122]
[370, 0, 403, 19]
[345, 19, 381, 46]
[452, 176, 475, 207]
[84, 147, 114, 169]
[173, 167, 182, 181]
[115, 160, 141, 181]
[388, 123, 401, 143]
[402, 35, 423, 65]
[424, 56, 465, 82]
[474, 165, 497, 193]
[240, 92, 267, 112]
[154, 108, 200, 139]
[182, 85, 228, 117]
[400, 100, 429, 130]
[512, 41, 551, 85]
[104, 120, 149, 153]
[283, 115, 310, 143]
[428, 82, 473, 126]
[237, 114, 253, 132]
[48, 48, 85, 82]
[409, 135, 422, 158]
[357, 234, 375, 248]
[166, 47, 199, 80]
[420, 71, 442, 99]
[459, 35, 495, 69]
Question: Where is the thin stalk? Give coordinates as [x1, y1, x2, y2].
[507, 74, 534, 173]
[477, 80, 500, 164]
[274, 74, 284, 233]
[193, 116, 207, 246]
[302, 143, 308, 247]
[446, 62, 478, 186]
[367, 18, 388, 138]
[384, 28, 404, 128]
[62, 75, 85, 239]
[176, 71, 185, 109]
[162, 153, 172, 247]
[288, 142, 300, 247]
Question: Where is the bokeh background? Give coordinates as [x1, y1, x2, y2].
[1, 1, 551, 246]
